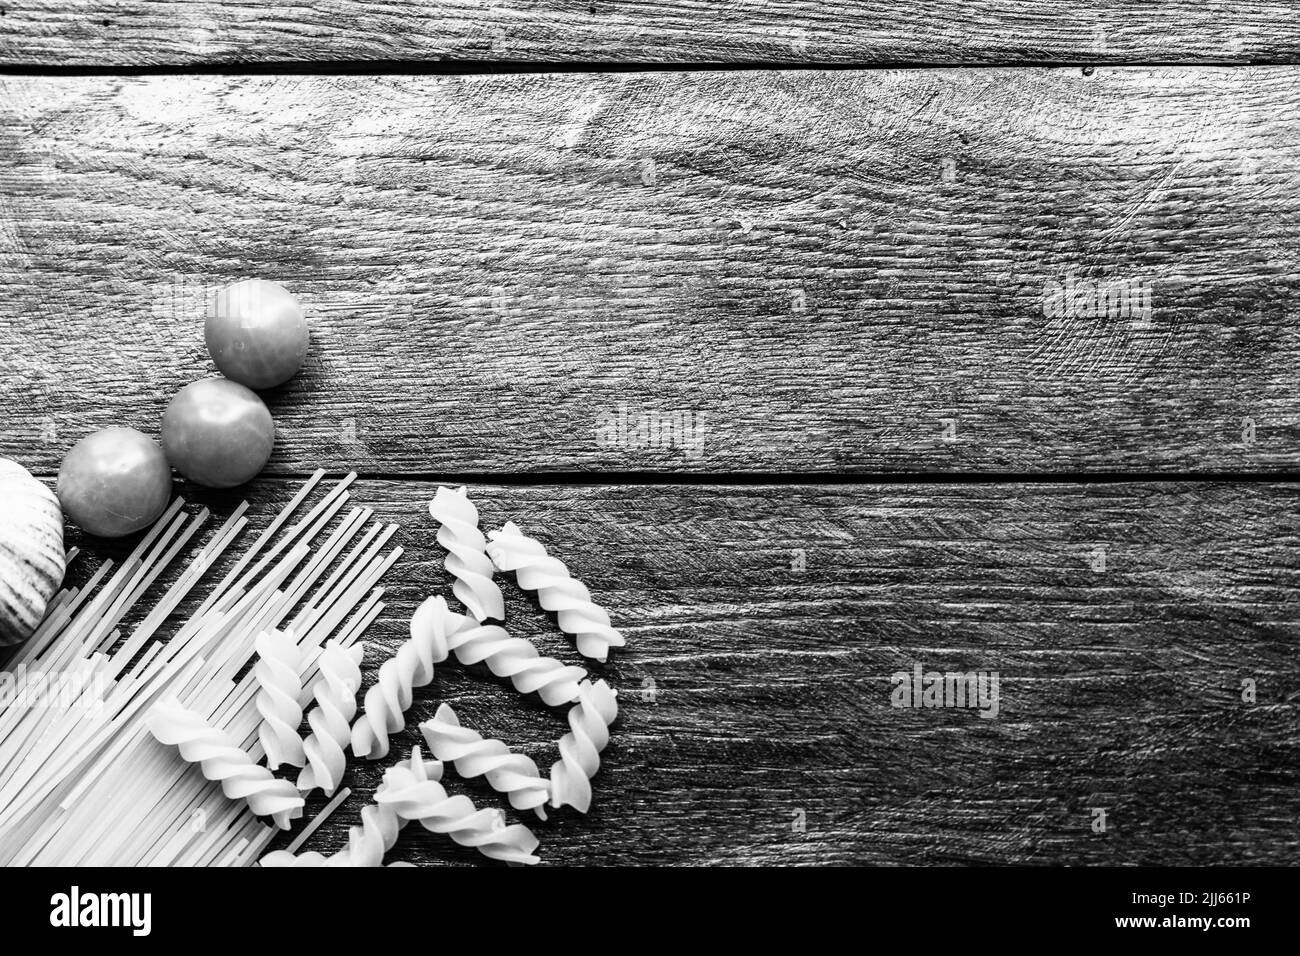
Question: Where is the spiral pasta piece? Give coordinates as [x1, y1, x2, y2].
[447, 618, 587, 707]
[549, 679, 619, 814]
[420, 704, 551, 819]
[148, 697, 305, 830]
[331, 802, 409, 867]
[376, 746, 540, 865]
[429, 485, 505, 623]
[254, 629, 305, 771]
[297, 640, 365, 795]
[259, 850, 331, 867]
[350, 595, 464, 760]
[486, 521, 626, 662]
[260, 802, 409, 868]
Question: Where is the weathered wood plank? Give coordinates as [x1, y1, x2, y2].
[56, 478, 1300, 864]
[2, 69, 1298, 475]
[0, 2, 1295, 65]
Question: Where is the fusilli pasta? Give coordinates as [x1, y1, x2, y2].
[549, 679, 619, 814]
[447, 616, 587, 707]
[254, 628, 305, 770]
[298, 640, 365, 795]
[148, 697, 305, 830]
[420, 703, 551, 819]
[486, 521, 626, 662]
[429, 485, 504, 622]
[376, 747, 541, 865]
[260, 803, 409, 867]
[350, 595, 460, 759]
[258, 850, 331, 867]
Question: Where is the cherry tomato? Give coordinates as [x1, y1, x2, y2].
[205, 279, 309, 389]
[162, 378, 275, 488]
[57, 427, 172, 537]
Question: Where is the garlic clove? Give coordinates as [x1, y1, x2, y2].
[0, 457, 67, 647]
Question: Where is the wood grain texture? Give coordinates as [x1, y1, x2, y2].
[0, 2, 1296, 65]
[2, 69, 1299, 475]
[57, 478, 1300, 865]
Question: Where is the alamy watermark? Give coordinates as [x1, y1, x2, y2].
[0, 665, 107, 716]
[50, 886, 151, 936]
[890, 663, 1000, 719]
[1042, 274, 1153, 327]
[595, 403, 706, 460]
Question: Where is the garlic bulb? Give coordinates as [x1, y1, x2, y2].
[0, 457, 66, 647]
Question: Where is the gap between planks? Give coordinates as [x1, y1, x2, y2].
[0, 59, 1294, 78]
[28, 470, 1300, 487]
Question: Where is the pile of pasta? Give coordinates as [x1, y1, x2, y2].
[0, 472, 396, 865]
[258, 485, 625, 867]
[0, 477, 624, 866]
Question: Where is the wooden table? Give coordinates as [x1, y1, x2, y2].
[1, 5, 1297, 866]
